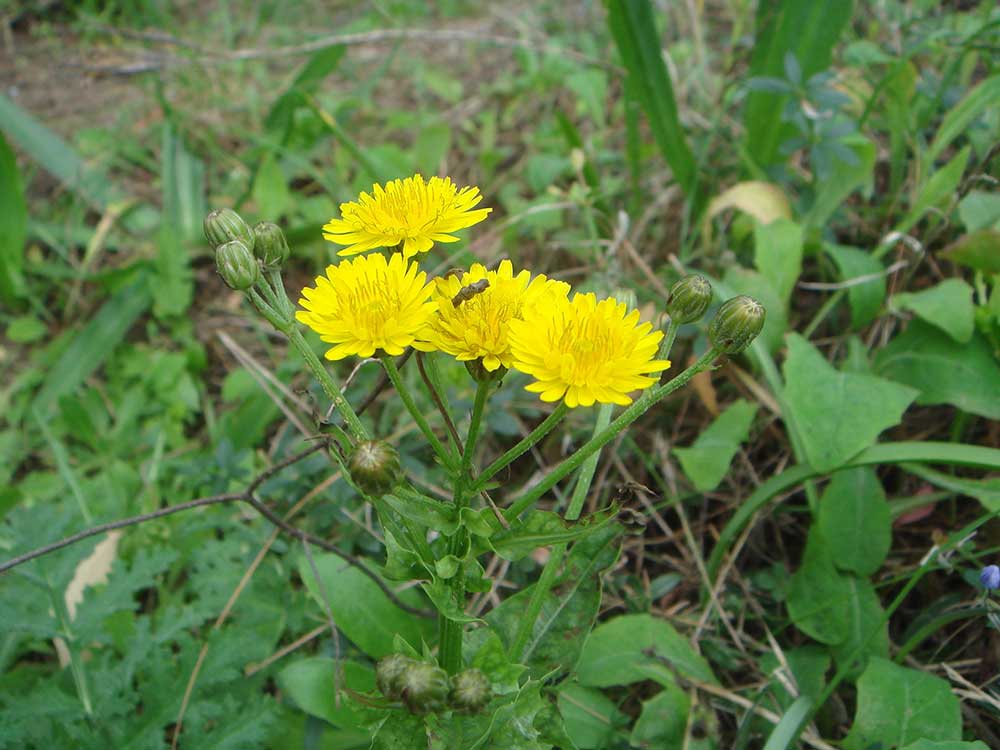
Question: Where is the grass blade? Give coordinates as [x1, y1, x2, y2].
[0, 131, 27, 303]
[605, 0, 699, 203]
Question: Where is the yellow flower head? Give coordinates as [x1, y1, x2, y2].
[322, 174, 492, 258]
[415, 260, 570, 372]
[296, 252, 436, 360]
[509, 293, 671, 408]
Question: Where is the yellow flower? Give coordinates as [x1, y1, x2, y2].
[415, 260, 569, 372]
[322, 174, 492, 258]
[296, 252, 436, 360]
[509, 293, 671, 408]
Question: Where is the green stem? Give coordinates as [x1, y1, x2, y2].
[470, 404, 569, 493]
[439, 382, 491, 674]
[504, 347, 722, 521]
[286, 327, 367, 441]
[248, 287, 289, 331]
[382, 357, 457, 473]
[509, 402, 614, 661]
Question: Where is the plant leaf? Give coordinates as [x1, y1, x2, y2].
[939, 230, 1000, 275]
[787, 525, 851, 645]
[892, 278, 975, 343]
[0, 131, 27, 303]
[927, 74, 1000, 164]
[824, 243, 886, 329]
[818, 467, 891, 576]
[783, 334, 916, 473]
[557, 684, 628, 750]
[706, 181, 792, 225]
[628, 682, 690, 750]
[673, 400, 758, 492]
[276, 658, 374, 727]
[805, 136, 876, 229]
[844, 658, 961, 749]
[754, 218, 803, 305]
[873, 321, 1000, 419]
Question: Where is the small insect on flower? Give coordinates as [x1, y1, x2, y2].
[296, 252, 436, 360]
[322, 174, 492, 259]
[981, 565, 1000, 591]
[415, 260, 569, 373]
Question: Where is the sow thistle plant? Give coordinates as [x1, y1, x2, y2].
[204, 174, 764, 744]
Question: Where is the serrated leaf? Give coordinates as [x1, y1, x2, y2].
[844, 658, 961, 750]
[673, 400, 758, 492]
[892, 279, 975, 343]
[783, 333, 916, 472]
[874, 321, 1000, 419]
[576, 613, 717, 688]
[824, 243, 886, 328]
[818, 467, 891, 576]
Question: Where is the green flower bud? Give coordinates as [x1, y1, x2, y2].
[708, 295, 766, 354]
[399, 662, 450, 714]
[215, 240, 260, 291]
[449, 668, 491, 714]
[665, 274, 712, 324]
[204, 208, 255, 252]
[376, 653, 414, 700]
[252, 221, 290, 267]
[349, 440, 402, 496]
[611, 287, 639, 312]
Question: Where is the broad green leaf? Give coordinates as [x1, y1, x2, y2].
[754, 218, 803, 305]
[902, 742, 990, 750]
[723, 267, 787, 353]
[818, 467, 891, 576]
[805, 136, 876, 229]
[276, 658, 374, 727]
[557, 684, 628, 749]
[824, 243, 886, 329]
[874, 321, 1000, 419]
[830, 575, 889, 679]
[844, 658, 961, 750]
[787, 526, 850, 645]
[939, 230, 1000, 275]
[576, 613, 717, 688]
[783, 334, 916, 472]
[673, 400, 758, 492]
[32, 277, 152, 413]
[297, 553, 429, 659]
[927, 74, 1000, 164]
[743, 0, 855, 167]
[485, 525, 620, 678]
[706, 181, 792, 226]
[605, 0, 698, 201]
[628, 682, 690, 750]
[0, 131, 27, 302]
[253, 152, 292, 219]
[901, 147, 969, 233]
[892, 279, 975, 343]
[958, 191, 1000, 232]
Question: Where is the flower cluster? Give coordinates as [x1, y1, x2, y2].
[297, 173, 681, 407]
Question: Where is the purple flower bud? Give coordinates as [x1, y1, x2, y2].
[980, 565, 1000, 590]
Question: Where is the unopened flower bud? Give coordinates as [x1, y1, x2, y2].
[449, 668, 491, 713]
[611, 287, 639, 313]
[252, 221, 290, 267]
[215, 240, 260, 291]
[399, 662, 450, 714]
[665, 275, 712, 324]
[376, 653, 414, 700]
[708, 295, 766, 354]
[204, 208, 255, 252]
[349, 440, 402, 496]
[981, 565, 1000, 590]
